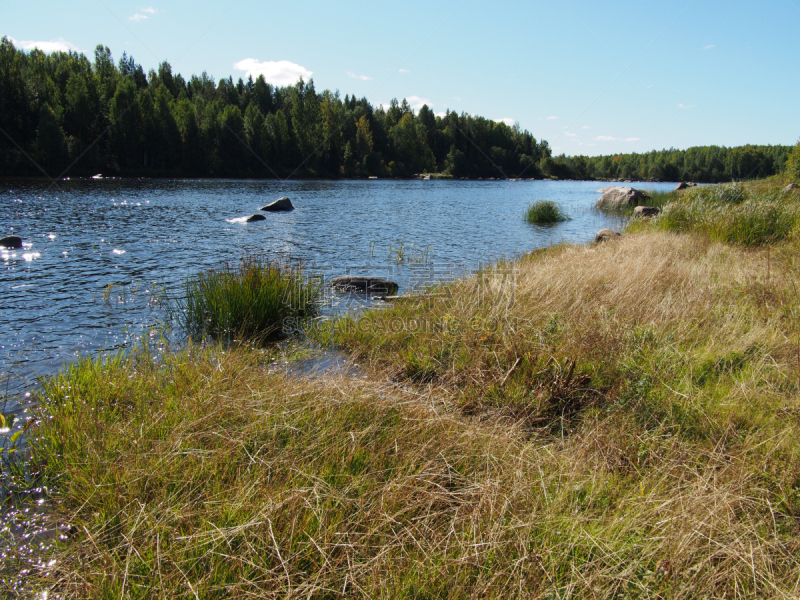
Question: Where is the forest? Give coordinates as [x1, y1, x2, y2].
[542, 145, 793, 183]
[0, 37, 793, 182]
[0, 39, 549, 179]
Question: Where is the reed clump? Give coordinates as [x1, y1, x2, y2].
[525, 199, 569, 224]
[174, 255, 322, 344]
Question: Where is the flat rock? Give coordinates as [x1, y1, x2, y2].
[329, 276, 399, 295]
[595, 228, 621, 243]
[260, 197, 294, 212]
[0, 235, 22, 249]
[633, 206, 660, 217]
[245, 214, 266, 222]
[595, 186, 649, 210]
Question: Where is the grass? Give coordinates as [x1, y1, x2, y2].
[5, 178, 800, 597]
[172, 254, 322, 344]
[628, 182, 800, 246]
[525, 200, 569, 224]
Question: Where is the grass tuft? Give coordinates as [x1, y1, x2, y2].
[173, 254, 322, 344]
[525, 200, 569, 224]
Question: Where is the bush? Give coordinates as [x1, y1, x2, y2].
[174, 255, 322, 344]
[787, 142, 800, 183]
[525, 200, 569, 224]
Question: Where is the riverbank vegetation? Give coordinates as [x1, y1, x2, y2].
[5, 177, 800, 597]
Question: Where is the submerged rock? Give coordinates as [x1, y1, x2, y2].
[245, 214, 266, 222]
[0, 235, 22, 249]
[260, 197, 294, 212]
[329, 276, 399, 295]
[633, 206, 660, 217]
[595, 186, 649, 210]
[595, 229, 621, 243]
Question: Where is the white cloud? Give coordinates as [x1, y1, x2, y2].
[494, 118, 516, 127]
[582, 125, 591, 129]
[595, 135, 639, 143]
[8, 36, 78, 53]
[453, 96, 461, 101]
[678, 103, 696, 109]
[347, 71, 372, 81]
[130, 6, 159, 20]
[547, 115, 559, 120]
[233, 58, 312, 86]
[398, 68, 410, 74]
[435, 111, 447, 118]
[565, 131, 577, 137]
[705, 44, 714, 50]
[406, 95, 431, 110]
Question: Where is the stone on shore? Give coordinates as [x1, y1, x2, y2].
[784, 183, 797, 194]
[0, 235, 22, 249]
[245, 214, 266, 222]
[329, 276, 399, 295]
[674, 182, 689, 191]
[595, 186, 649, 210]
[260, 197, 294, 212]
[633, 206, 660, 217]
[595, 229, 621, 243]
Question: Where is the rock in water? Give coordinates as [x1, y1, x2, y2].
[595, 187, 649, 210]
[633, 206, 660, 217]
[674, 182, 689, 191]
[0, 235, 22, 249]
[260, 197, 294, 212]
[329, 276, 399, 295]
[245, 214, 266, 222]
[595, 229, 621, 243]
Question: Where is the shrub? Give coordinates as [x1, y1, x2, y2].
[174, 255, 322, 344]
[525, 200, 569, 224]
[787, 142, 800, 183]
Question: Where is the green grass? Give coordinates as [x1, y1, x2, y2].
[172, 254, 322, 344]
[629, 183, 800, 246]
[525, 200, 569, 224]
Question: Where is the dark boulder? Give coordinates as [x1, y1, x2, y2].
[245, 214, 266, 222]
[260, 197, 294, 212]
[329, 276, 399, 295]
[674, 182, 689, 191]
[0, 235, 22, 249]
[633, 206, 660, 217]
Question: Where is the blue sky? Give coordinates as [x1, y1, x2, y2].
[4, 0, 799, 156]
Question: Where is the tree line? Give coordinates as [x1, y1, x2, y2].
[0, 38, 793, 182]
[541, 145, 793, 183]
[0, 39, 550, 179]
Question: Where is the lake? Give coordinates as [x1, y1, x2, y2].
[0, 178, 678, 418]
